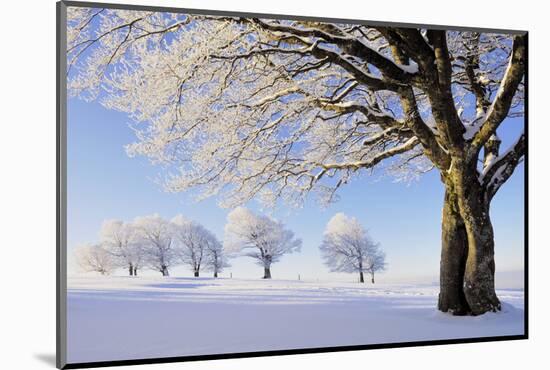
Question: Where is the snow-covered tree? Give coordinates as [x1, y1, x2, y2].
[204, 237, 230, 278]
[99, 219, 143, 276]
[74, 243, 115, 275]
[171, 215, 210, 277]
[224, 207, 301, 279]
[320, 213, 385, 283]
[364, 244, 386, 284]
[67, 9, 525, 314]
[133, 214, 175, 276]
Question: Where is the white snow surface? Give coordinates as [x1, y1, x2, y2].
[67, 276, 525, 364]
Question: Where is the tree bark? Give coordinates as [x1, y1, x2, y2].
[128, 264, 134, 276]
[438, 167, 500, 316]
[458, 186, 501, 315]
[161, 266, 169, 276]
[371, 274, 375, 284]
[214, 271, 218, 278]
[438, 188, 469, 315]
[133, 267, 138, 276]
[263, 267, 272, 279]
[359, 271, 364, 283]
[194, 270, 199, 277]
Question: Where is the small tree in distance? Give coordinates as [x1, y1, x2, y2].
[75, 243, 115, 275]
[320, 213, 386, 283]
[172, 215, 214, 277]
[134, 214, 175, 276]
[224, 207, 302, 279]
[204, 238, 230, 278]
[365, 245, 386, 284]
[100, 219, 143, 276]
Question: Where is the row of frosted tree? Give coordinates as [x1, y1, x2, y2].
[75, 208, 386, 283]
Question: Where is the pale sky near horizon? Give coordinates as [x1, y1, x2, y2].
[66, 96, 525, 285]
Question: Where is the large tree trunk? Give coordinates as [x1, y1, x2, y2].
[439, 168, 500, 316]
[161, 266, 169, 276]
[359, 271, 364, 283]
[133, 267, 138, 276]
[438, 188, 469, 315]
[460, 193, 500, 315]
[263, 267, 272, 279]
[194, 270, 199, 277]
[128, 264, 134, 276]
[214, 271, 218, 278]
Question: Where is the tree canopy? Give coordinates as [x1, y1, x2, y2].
[67, 8, 524, 209]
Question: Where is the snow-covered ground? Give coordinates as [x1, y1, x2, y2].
[67, 276, 525, 364]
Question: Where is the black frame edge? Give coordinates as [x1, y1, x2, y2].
[523, 31, 529, 340]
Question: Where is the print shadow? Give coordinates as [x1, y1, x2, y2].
[34, 353, 56, 366]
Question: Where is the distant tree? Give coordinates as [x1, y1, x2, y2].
[320, 213, 385, 283]
[171, 215, 210, 277]
[224, 207, 301, 279]
[100, 219, 143, 276]
[364, 244, 386, 284]
[134, 214, 175, 276]
[204, 237, 230, 278]
[75, 243, 114, 275]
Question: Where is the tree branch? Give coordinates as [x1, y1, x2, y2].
[252, 19, 418, 84]
[471, 34, 526, 151]
[482, 132, 525, 200]
[387, 42, 451, 170]
[314, 136, 419, 174]
[463, 33, 491, 116]
[378, 28, 435, 74]
[424, 30, 466, 153]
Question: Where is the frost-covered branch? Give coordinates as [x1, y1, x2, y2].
[470, 35, 526, 152]
[251, 19, 419, 84]
[313, 136, 419, 173]
[482, 132, 525, 201]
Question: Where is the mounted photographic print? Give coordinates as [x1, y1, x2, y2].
[56, 1, 528, 368]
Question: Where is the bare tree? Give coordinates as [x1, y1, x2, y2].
[224, 207, 301, 279]
[100, 219, 143, 276]
[134, 214, 175, 276]
[75, 243, 115, 275]
[67, 9, 525, 315]
[320, 213, 385, 283]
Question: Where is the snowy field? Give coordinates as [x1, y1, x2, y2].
[67, 276, 525, 364]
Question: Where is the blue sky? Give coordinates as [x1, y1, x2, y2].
[67, 97, 525, 283]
